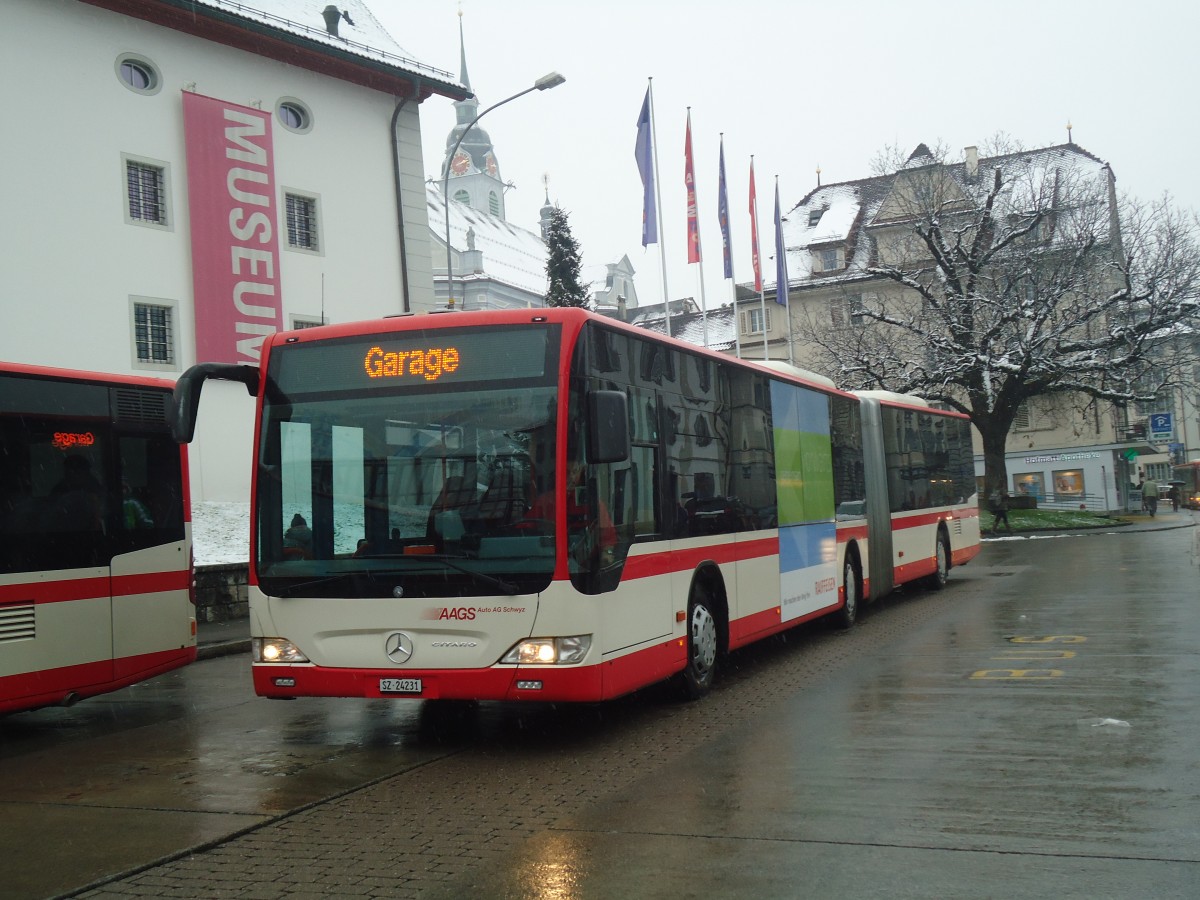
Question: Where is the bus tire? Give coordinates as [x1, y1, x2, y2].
[926, 529, 950, 590]
[680, 585, 719, 700]
[832, 551, 861, 629]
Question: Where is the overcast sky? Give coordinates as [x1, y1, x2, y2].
[372, 0, 1199, 310]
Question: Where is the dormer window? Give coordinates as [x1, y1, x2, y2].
[820, 248, 840, 271]
[808, 208, 824, 227]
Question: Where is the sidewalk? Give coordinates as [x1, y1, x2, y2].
[196, 616, 251, 660]
[983, 505, 1197, 538]
[1113, 506, 1197, 529]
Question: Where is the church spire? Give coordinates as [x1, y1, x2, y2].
[540, 173, 555, 241]
[442, 8, 506, 219]
[457, 7, 472, 92]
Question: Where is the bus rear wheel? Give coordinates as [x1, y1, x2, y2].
[832, 553, 860, 629]
[926, 530, 950, 590]
[680, 587, 718, 700]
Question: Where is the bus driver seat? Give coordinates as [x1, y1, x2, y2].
[426, 476, 475, 546]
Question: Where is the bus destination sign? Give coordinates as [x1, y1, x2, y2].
[364, 345, 460, 382]
[270, 326, 555, 394]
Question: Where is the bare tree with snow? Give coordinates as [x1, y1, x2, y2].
[793, 143, 1200, 492]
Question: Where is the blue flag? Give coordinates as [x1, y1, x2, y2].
[718, 137, 732, 279]
[635, 89, 657, 247]
[774, 178, 789, 307]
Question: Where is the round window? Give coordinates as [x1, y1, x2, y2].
[115, 54, 161, 95]
[277, 100, 313, 133]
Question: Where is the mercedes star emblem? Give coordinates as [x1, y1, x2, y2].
[384, 631, 414, 664]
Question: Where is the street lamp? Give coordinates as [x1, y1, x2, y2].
[443, 72, 565, 309]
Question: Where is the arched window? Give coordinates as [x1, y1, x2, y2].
[489, 192, 500, 215]
[454, 190, 470, 206]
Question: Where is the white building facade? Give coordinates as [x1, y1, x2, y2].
[0, 0, 466, 501]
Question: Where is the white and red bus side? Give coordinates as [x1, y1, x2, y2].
[854, 391, 982, 602]
[0, 362, 196, 714]
[172, 308, 978, 704]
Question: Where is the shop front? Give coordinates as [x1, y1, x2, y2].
[974, 448, 1143, 512]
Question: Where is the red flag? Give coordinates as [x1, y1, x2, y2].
[749, 158, 762, 292]
[684, 110, 701, 264]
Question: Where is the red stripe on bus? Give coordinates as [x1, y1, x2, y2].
[837, 524, 868, 541]
[254, 638, 688, 704]
[0, 645, 196, 715]
[953, 544, 981, 566]
[891, 507, 979, 529]
[0, 570, 190, 605]
[620, 536, 778, 580]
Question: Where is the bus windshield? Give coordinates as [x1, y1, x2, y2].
[255, 326, 560, 599]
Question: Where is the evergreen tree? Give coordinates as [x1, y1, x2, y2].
[545, 207, 589, 308]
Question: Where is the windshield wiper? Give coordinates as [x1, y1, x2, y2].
[365, 553, 520, 595]
[267, 571, 360, 597]
[264, 555, 521, 597]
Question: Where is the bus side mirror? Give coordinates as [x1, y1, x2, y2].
[588, 390, 629, 464]
[171, 363, 260, 443]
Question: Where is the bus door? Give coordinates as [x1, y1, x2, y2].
[569, 377, 670, 657]
[109, 430, 189, 679]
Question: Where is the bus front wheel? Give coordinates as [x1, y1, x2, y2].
[680, 587, 718, 700]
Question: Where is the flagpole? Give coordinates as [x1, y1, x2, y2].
[774, 175, 794, 365]
[717, 133, 740, 358]
[647, 78, 672, 338]
[684, 108, 709, 348]
[750, 155, 769, 361]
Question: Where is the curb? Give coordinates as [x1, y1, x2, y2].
[196, 639, 251, 661]
[982, 517, 1195, 539]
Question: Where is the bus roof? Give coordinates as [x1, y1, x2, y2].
[0, 360, 176, 391]
[267, 307, 859, 399]
[853, 389, 930, 407]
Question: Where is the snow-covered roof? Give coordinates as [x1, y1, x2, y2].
[188, 0, 465, 94]
[779, 176, 890, 282]
[427, 188, 548, 296]
[635, 305, 737, 354]
[779, 142, 1113, 291]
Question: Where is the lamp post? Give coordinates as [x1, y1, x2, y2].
[443, 71, 565, 309]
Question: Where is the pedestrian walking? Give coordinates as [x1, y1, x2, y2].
[988, 487, 1012, 534]
[1142, 476, 1159, 518]
[1167, 484, 1180, 512]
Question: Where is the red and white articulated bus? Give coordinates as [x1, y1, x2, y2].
[172, 308, 978, 703]
[0, 363, 196, 714]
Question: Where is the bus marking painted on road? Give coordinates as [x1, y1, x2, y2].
[970, 636, 1087, 680]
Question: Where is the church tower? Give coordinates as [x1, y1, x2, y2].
[539, 175, 556, 240]
[441, 11, 507, 220]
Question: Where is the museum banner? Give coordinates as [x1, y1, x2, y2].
[182, 92, 282, 365]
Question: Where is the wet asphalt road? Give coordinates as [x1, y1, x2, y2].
[2, 512, 1198, 899]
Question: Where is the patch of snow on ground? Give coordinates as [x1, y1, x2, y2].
[192, 501, 251, 566]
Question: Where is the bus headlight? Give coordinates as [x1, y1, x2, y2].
[253, 637, 309, 663]
[500, 635, 592, 665]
